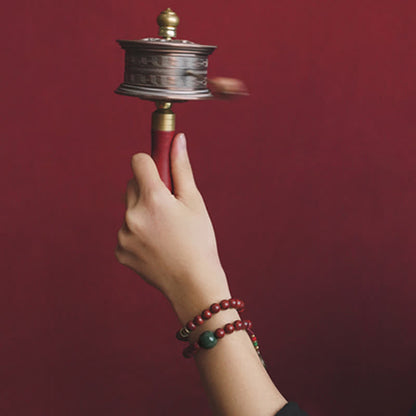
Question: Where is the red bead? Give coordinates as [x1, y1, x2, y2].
[233, 320, 244, 330]
[243, 320, 252, 329]
[229, 298, 237, 308]
[214, 328, 225, 339]
[235, 299, 242, 309]
[186, 321, 196, 331]
[210, 303, 221, 313]
[193, 315, 204, 326]
[220, 300, 230, 310]
[202, 309, 212, 320]
[183, 347, 193, 358]
[224, 323, 235, 334]
[246, 320, 252, 329]
[238, 300, 245, 312]
[183, 342, 199, 358]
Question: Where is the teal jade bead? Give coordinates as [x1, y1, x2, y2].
[198, 331, 218, 349]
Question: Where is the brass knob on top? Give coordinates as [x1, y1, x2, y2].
[157, 8, 179, 40]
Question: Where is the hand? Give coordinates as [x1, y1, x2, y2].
[208, 77, 249, 99]
[115, 133, 230, 316]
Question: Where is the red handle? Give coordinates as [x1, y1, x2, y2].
[151, 129, 175, 191]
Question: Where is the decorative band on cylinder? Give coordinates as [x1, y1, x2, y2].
[152, 110, 175, 132]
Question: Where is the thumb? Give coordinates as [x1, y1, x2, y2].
[170, 133, 197, 200]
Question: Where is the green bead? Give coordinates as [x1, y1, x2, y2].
[253, 341, 259, 347]
[198, 331, 218, 349]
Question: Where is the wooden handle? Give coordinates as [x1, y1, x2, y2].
[151, 129, 175, 191]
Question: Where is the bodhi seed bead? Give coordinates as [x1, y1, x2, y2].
[186, 321, 196, 331]
[234, 320, 244, 330]
[193, 315, 204, 326]
[210, 303, 221, 313]
[244, 320, 252, 329]
[224, 324, 235, 334]
[202, 309, 212, 320]
[214, 328, 225, 339]
[220, 300, 230, 310]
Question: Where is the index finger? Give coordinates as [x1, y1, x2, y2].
[130, 153, 164, 195]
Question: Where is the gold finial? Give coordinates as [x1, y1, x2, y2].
[157, 8, 179, 40]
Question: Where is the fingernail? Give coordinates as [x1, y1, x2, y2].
[178, 133, 187, 150]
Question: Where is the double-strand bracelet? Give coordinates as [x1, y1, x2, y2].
[176, 298, 245, 342]
[176, 298, 266, 368]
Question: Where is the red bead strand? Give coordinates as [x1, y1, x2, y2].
[176, 298, 246, 341]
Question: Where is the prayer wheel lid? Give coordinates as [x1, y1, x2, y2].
[115, 8, 217, 101]
[117, 38, 216, 55]
[117, 8, 216, 51]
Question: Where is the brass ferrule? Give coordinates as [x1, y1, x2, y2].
[152, 102, 175, 131]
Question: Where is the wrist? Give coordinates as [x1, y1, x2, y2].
[167, 268, 232, 325]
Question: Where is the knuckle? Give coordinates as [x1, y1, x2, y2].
[190, 189, 205, 206]
[127, 178, 135, 189]
[124, 209, 141, 233]
[146, 189, 163, 206]
[117, 228, 127, 248]
[193, 188, 203, 200]
[114, 244, 122, 259]
[115, 248, 128, 266]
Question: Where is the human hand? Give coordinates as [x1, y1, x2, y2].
[208, 77, 249, 99]
[115, 133, 231, 320]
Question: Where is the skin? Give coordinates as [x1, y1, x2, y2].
[115, 133, 287, 416]
[208, 77, 249, 99]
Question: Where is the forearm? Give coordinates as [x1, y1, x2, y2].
[196, 328, 287, 416]
[169, 268, 288, 416]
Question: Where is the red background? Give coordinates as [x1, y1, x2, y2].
[1, 0, 415, 415]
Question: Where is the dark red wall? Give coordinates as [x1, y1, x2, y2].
[1, 1, 415, 415]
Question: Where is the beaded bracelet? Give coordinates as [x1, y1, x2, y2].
[247, 327, 266, 368]
[182, 319, 266, 368]
[176, 298, 245, 342]
[182, 319, 251, 357]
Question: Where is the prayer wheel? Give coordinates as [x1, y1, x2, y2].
[115, 8, 217, 190]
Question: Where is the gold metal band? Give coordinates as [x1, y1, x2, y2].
[152, 101, 175, 131]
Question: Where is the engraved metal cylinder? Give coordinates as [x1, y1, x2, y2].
[115, 39, 216, 102]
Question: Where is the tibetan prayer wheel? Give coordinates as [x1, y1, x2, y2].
[115, 8, 217, 190]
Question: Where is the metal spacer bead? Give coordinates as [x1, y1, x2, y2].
[176, 326, 191, 341]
